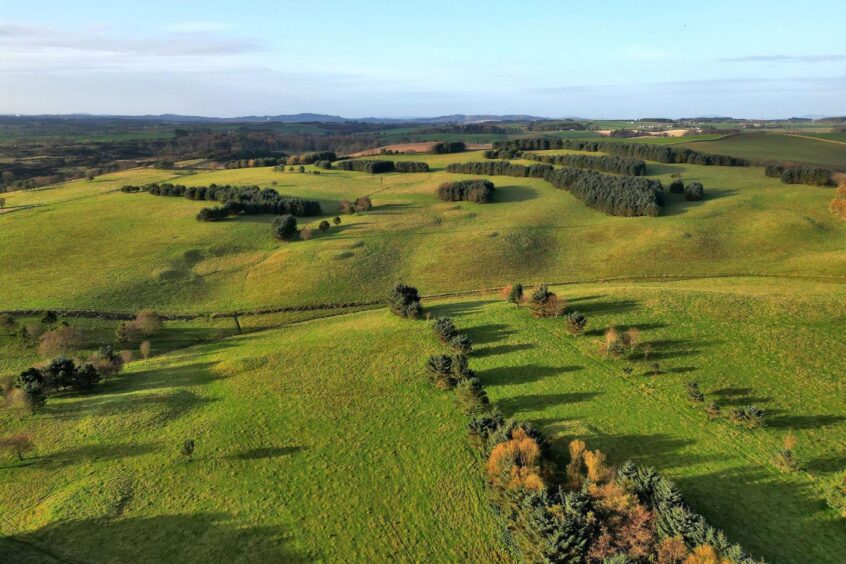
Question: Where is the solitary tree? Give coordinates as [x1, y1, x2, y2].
[0, 433, 34, 461]
[181, 439, 196, 461]
[140, 340, 152, 362]
[318, 220, 331, 232]
[272, 214, 298, 241]
[134, 310, 163, 336]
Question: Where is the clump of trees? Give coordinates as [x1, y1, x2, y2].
[340, 196, 372, 214]
[285, 151, 337, 166]
[436, 179, 495, 203]
[564, 311, 588, 334]
[335, 160, 428, 173]
[483, 148, 521, 160]
[430, 141, 466, 154]
[393, 161, 430, 172]
[36, 324, 82, 358]
[272, 214, 298, 241]
[388, 283, 422, 319]
[728, 405, 765, 429]
[446, 161, 664, 216]
[125, 183, 322, 220]
[493, 137, 750, 166]
[521, 151, 647, 176]
[529, 285, 564, 318]
[765, 165, 835, 186]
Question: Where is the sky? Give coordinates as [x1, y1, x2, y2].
[0, 0, 844, 118]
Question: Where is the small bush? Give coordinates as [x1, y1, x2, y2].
[467, 409, 505, 450]
[705, 401, 721, 420]
[318, 220, 331, 232]
[529, 285, 563, 318]
[684, 182, 704, 201]
[37, 325, 82, 357]
[134, 310, 163, 336]
[668, 179, 684, 194]
[451, 353, 474, 381]
[774, 433, 798, 473]
[455, 377, 490, 415]
[425, 354, 454, 389]
[433, 317, 457, 343]
[686, 381, 705, 403]
[564, 311, 587, 334]
[728, 405, 765, 429]
[354, 196, 373, 212]
[181, 439, 196, 461]
[448, 334, 473, 354]
[272, 214, 298, 241]
[387, 283, 422, 319]
[504, 283, 523, 305]
[332, 216, 342, 225]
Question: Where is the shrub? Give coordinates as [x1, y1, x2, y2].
[272, 214, 298, 241]
[41, 357, 76, 391]
[564, 311, 587, 334]
[529, 285, 563, 318]
[140, 340, 152, 361]
[505, 283, 524, 305]
[467, 409, 505, 450]
[774, 433, 798, 473]
[387, 283, 422, 319]
[451, 353, 474, 380]
[72, 363, 101, 391]
[684, 182, 704, 201]
[602, 327, 626, 358]
[425, 354, 454, 389]
[669, 179, 685, 194]
[704, 401, 721, 420]
[454, 377, 490, 414]
[433, 317, 457, 343]
[728, 405, 765, 429]
[332, 216, 342, 225]
[181, 439, 196, 461]
[37, 325, 82, 357]
[353, 196, 372, 212]
[686, 381, 705, 403]
[14, 368, 46, 409]
[89, 345, 124, 383]
[318, 220, 331, 232]
[134, 310, 163, 336]
[448, 334, 473, 354]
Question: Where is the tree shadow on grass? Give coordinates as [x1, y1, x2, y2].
[479, 364, 582, 387]
[497, 391, 602, 416]
[570, 298, 640, 316]
[662, 188, 740, 217]
[461, 323, 516, 345]
[8, 512, 313, 563]
[428, 300, 491, 319]
[227, 446, 305, 460]
[475, 342, 535, 358]
[766, 414, 846, 430]
[26, 442, 157, 470]
[494, 185, 538, 203]
[711, 387, 771, 407]
[804, 453, 846, 474]
[45, 389, 216, 426]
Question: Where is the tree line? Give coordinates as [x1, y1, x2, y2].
[446, 161, 664, 216]
[437, 179, 495, 203]
[519, 151, 647, 176]
[398, 290, 758, 563]
[335, 160, 429, 173]
[122, 183, 322, 221]
[764, 165, 835, 186]
[493, 138, 750, 166]
[430, 141, 466, 154]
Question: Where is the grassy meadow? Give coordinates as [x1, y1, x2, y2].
[680, 133, 846, 170]
[1, 144, 846, 562]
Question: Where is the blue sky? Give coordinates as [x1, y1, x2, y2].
[0, 0, 844, 118]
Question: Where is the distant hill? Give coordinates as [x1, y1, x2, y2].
[0, 113, 549, 125]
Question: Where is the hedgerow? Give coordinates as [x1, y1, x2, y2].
[124, 183, 322, 221]
[335, 159, 429, 173]
[413, 309, 760, 563]
[446, 161, 663, 216]
[493, 138, 750, 166]
[436, 179, 495, 203]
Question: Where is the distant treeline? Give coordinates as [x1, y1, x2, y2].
[493, 138, 750, 166]
[446, 161, 663, 216]
[520, 151, 647, 176]
[431, 142, 466, 154]
[525, 120, 587, 131]
[122, 183, 322, 221]
[336, 160, 429, 173]
[764, 165, 835, 186]
[419, 124, 507, 134]
[437, 179, 495, 203]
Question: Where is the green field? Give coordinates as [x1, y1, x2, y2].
[681, 133, 846, 171]
[2, 146, 846, 562]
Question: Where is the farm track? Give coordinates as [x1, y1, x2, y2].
[2, 272, 844, 321]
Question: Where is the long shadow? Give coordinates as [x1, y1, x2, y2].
[475, 343, 535, 357]
[9, 513, 313, 562]
[479, 364, 582, 387]
[711, 387, 772, 407]
[494, 185, 538, 203]
[105, 360, 229, 395]
[227, 446, 304, 460]
[45, 389, 216, 425]
[27, 443, 157, 470]
[804, 453, 846, 473]
[569, 298, 639, 316]
[767, 414, 846, 430]
[428, 300, 491, 318]
[462, 323, 516, 345]
[497, 392, 601, 416]
[662, 188, 740, 216]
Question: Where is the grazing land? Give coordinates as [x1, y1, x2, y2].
[2, 136, 845, 562]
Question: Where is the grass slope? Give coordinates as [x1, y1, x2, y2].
[681, 134, 846, 170]
[0, 310, 505, 562]
[1, 152, 844, 313]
